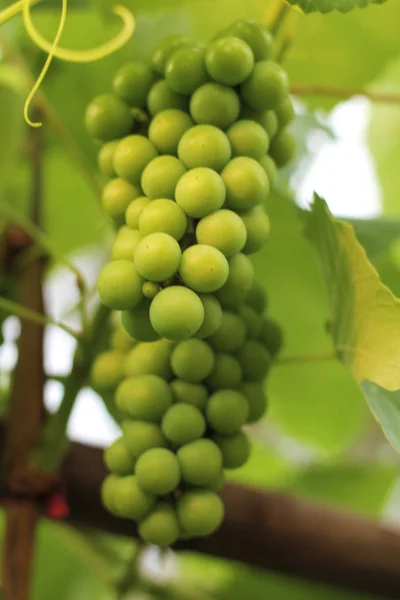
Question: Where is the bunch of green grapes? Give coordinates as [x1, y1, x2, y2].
[86, 18, 291, 547]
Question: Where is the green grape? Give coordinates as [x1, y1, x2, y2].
[196, 209, 247, 258]
[190, 83, 240, 129]
[206, 353, 242, 390]
[226, 19, 273, 61]
[111, 324, 135, 353]
[165, 46, 207, 95]
[215, 253, 254, 309]
[85, 94, 133, 141]
[91, 350, 125, 392]
[102, 178, 141, 224]
[122, 299, 160, 342]
[113, 61, 157, 107]
[101, 474, 120, 514]
[241, 61, 289, 111]
[177, 438, 223, 486]
[147, 80, 189, 116]
[178, 124, 231, 172]
[98, 140, 119, 178]
[240, 205, 270, 255]
[275, 96, 295, 128]
[207, 472, 226, 493]
[196, 294, 222, 339]
[125, 197, 151, 230]
[170, 379, 208, 412]
[259, 110, 279, 138]
[222, 157, 269, 212]
[207, 310, 247, 352]
[124, 339, 173, 380]
[269, 129, 296, 167]
[246, 281, 267, 315]
[259, 154, 277, 186]
[205, 36, 254, 86]
[175, 167, 225, 219]
[98, 260, 144, 310]
[139, 199, 188, 241]
[177, 490, 224, 537]
[238, 305, 262, 338]
[141, 155, 186, 200]
[162, 404, 206, 446]
[149, 109, 194, 155]
[150, 286, 204, 340]
[227, 120, 269, 160]
[211, 431, 251, 469]
[152, 35, 190, 75]
[240, 381, 267, 422]
[142, 281, 161, 300]
[104, 437, 135, 475]
[136, 448, 180, 495]
[236, 340, 271, 380]
[138, 502, 180, 547]
[179, 245, 229, 294]
[116, 374, 173, 422]
[113, 135, 158, 185]
[134, 233, 181, 282]
[171, 339, 215, 383]
[111, 227, 142, 261]
[122, 420, 167, 459]
[102, 474, 155, 520]
[206, 389, 249, 434]
[258, 316, 283, 357]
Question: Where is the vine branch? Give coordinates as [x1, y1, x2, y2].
[290, 84, 400, 105]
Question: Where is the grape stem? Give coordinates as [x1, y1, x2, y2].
[276, 351, 337, 364]
[290, 84, 400, 105]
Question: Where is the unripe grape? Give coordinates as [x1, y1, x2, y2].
[98, 140, 119, 178]
[138, 502, 180, 547]
[171, 339, 215, 383]
[125, 197, 151, 230]
[196, 210, 247, 258]
[152, 35, 190, 75]
[111, 324, 135, 352]
[179, 245, 229, 293]
[101, 474, 120, 515]
[227, 120, 269, 160]
[205, 36, 254, 86]
[177, 490, 224, 537]
[104, 437, 135, 475]
[116, 374, 173, 422]
[275, 96, 295, 128]
[134, 233, 181, 282]
[162, 404, 206, 446]
[226, 20, 273, 61]
[85, 94, 133, 141]
[190, 82, 240, 129]
[111, 227, 142, 261]
[113, 61, 157, 107]
[113, 135, 158, 185]
[149, 109, 194, 155]
[142, 281, 161, 300]
[170, 380, 208, 412]
[206, 353, 242, 390]
[246, 281, 267, 314]
[103, 475, 155, 520]
[165, 46, 207, 95]
[258, 317, 283, 357]
[136, 448, 180, 495]
[196, 294, 222, 339]
[98, 260, 144, 310]
[124, 339, 173, 380]
[241, 61, 289, 111]
[139, 199, 187, 241]
[175, 167, 225, 218]
[259, 154, 277, 186]
[141, 155, 186, 200]
[102, 178, 141, 224]
[122, 420, 167, 459]
[222, 157, 269, 212]
[269, 129, 296, 167]
[177, 439, 223, 486]
[259, 110, 279, 138]
[147, 80, 189, 116]
[91, 350, 125, 392]
[236, 340, 271, 380]
[240, 381, 267, 422]
[215, 253, 254, 308]
[211, 431, 251, 469]
[208, 310, 247, 352]
[207, 472, 226, 493]
[206, 389, 249, 433]
[122, 299, 160, 342]
[238, 305, 262, 338]
[150, 286, 204, 341]
[178, 125, 231, 172]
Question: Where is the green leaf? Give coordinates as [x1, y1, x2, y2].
[306, 194, 400, 451]
[350, 217, 400, 260]
[361, 381, 400, 453]
[286, 0, 387, 14]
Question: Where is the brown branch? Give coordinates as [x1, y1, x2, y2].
[290, 84, 400, 105]
[61, 440, 400, 599]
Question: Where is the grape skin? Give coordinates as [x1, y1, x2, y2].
[165, 46, 207, 95]
[179, 245, 229, 294]
[147, 80, 189, 116]
[125, 197, 151, 230]
[138, 502, 180, 547]
[171, 339, 215, 383]
[175, 167, 226, 219]
[113, 135, 158, 185]
[115, 374, 173, 422]
[141, 155, 187, 200]
[222, 157, 269, 212]
[98, 260, 144, 310]
[149, 109, 194, 155]
[102, 178, 141, 224]
[91, 350, 125, 393]
[135, 448, 180, 495]
[111, 227, 142, 261]
[162, 403, 206, 446]
[134, 233, 182, 282]
[122, 299, 160, 342]
[124, 339, 174, 380]
[205, 36, 254, 86]
[196, 209, 247, 258]
[177, 490, 224, 536]
[150, 286, 204, 341]
[113, 61, 157, 108]
[190, 82, 240, 129]
[139, 199, 188, 241]
[178, 125, 231, 172]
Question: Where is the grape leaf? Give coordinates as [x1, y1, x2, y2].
[306, 194, 400, 451]
[286, 0, 387, 14]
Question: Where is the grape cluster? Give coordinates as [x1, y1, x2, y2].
[86, 19, 291, 547]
